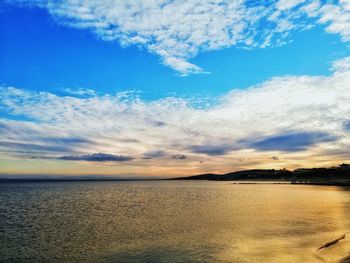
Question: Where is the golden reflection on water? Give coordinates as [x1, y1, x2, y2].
[1, 181, 350, 262]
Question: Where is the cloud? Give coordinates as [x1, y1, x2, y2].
[276, 0, 305, 11]
[248, 132, 337, 152]
[0, 119, 92, 156]
[1, 56, 350, 165]
[62, 87, 96, 97]
[317, 2, 350, 42]
[344, 121, 350, 131]
[58, 152, 133, 162]
[172, 154, 186, 160]
[142, 150, 166, 159]
[7, 0, 350, 75]
[190, 144, 235, 156]
[332, 56, 350, 72]
[0, 141, 78, 155]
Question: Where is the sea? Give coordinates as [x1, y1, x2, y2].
[1, 180, 350, 262]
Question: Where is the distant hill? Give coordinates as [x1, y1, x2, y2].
[174, 163, 350, 185]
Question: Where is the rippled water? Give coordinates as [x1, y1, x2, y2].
[1, 181, 350, 262]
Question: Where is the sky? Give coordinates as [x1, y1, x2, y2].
[1, 0, 350, 178]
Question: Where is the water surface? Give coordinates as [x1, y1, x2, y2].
[1, 181, 350, 262]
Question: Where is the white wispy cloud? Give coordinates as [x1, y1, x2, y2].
[62, 87, 96, 97]
[317, 1, 350, 41]
[276, 0, 306, 11]
[8, 0, 350, 75]
[331, 56, 350, 72]
[1, 57, 350, 169]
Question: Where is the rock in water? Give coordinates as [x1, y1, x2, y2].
[315, 233, 350, 262]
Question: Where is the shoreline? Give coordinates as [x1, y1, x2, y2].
[1, 178, 350, 187]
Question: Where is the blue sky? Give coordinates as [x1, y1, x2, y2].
[1, 0, 350, 177]
[2, 2, 350, 100]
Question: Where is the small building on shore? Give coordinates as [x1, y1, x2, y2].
[339, 163, 350, 170]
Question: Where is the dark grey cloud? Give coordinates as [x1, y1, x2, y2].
[249, 132, 336, 152]
[188, 131, 336, 156]
[0, 120, 91, 154]
[0, 141, 77, 154]
[0, 134, 91, 156]
[142, 150, 166, 159]
[118, 138, 140, 143]
[189, 144, 235, 156]
[58, 153, 133, 162]
[0, 122, 8, 131]
[41, 137, 90, 144]
[152, 121, 167, 127]
[172, 154, 186, 160]
[343, 121, 350, 131]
